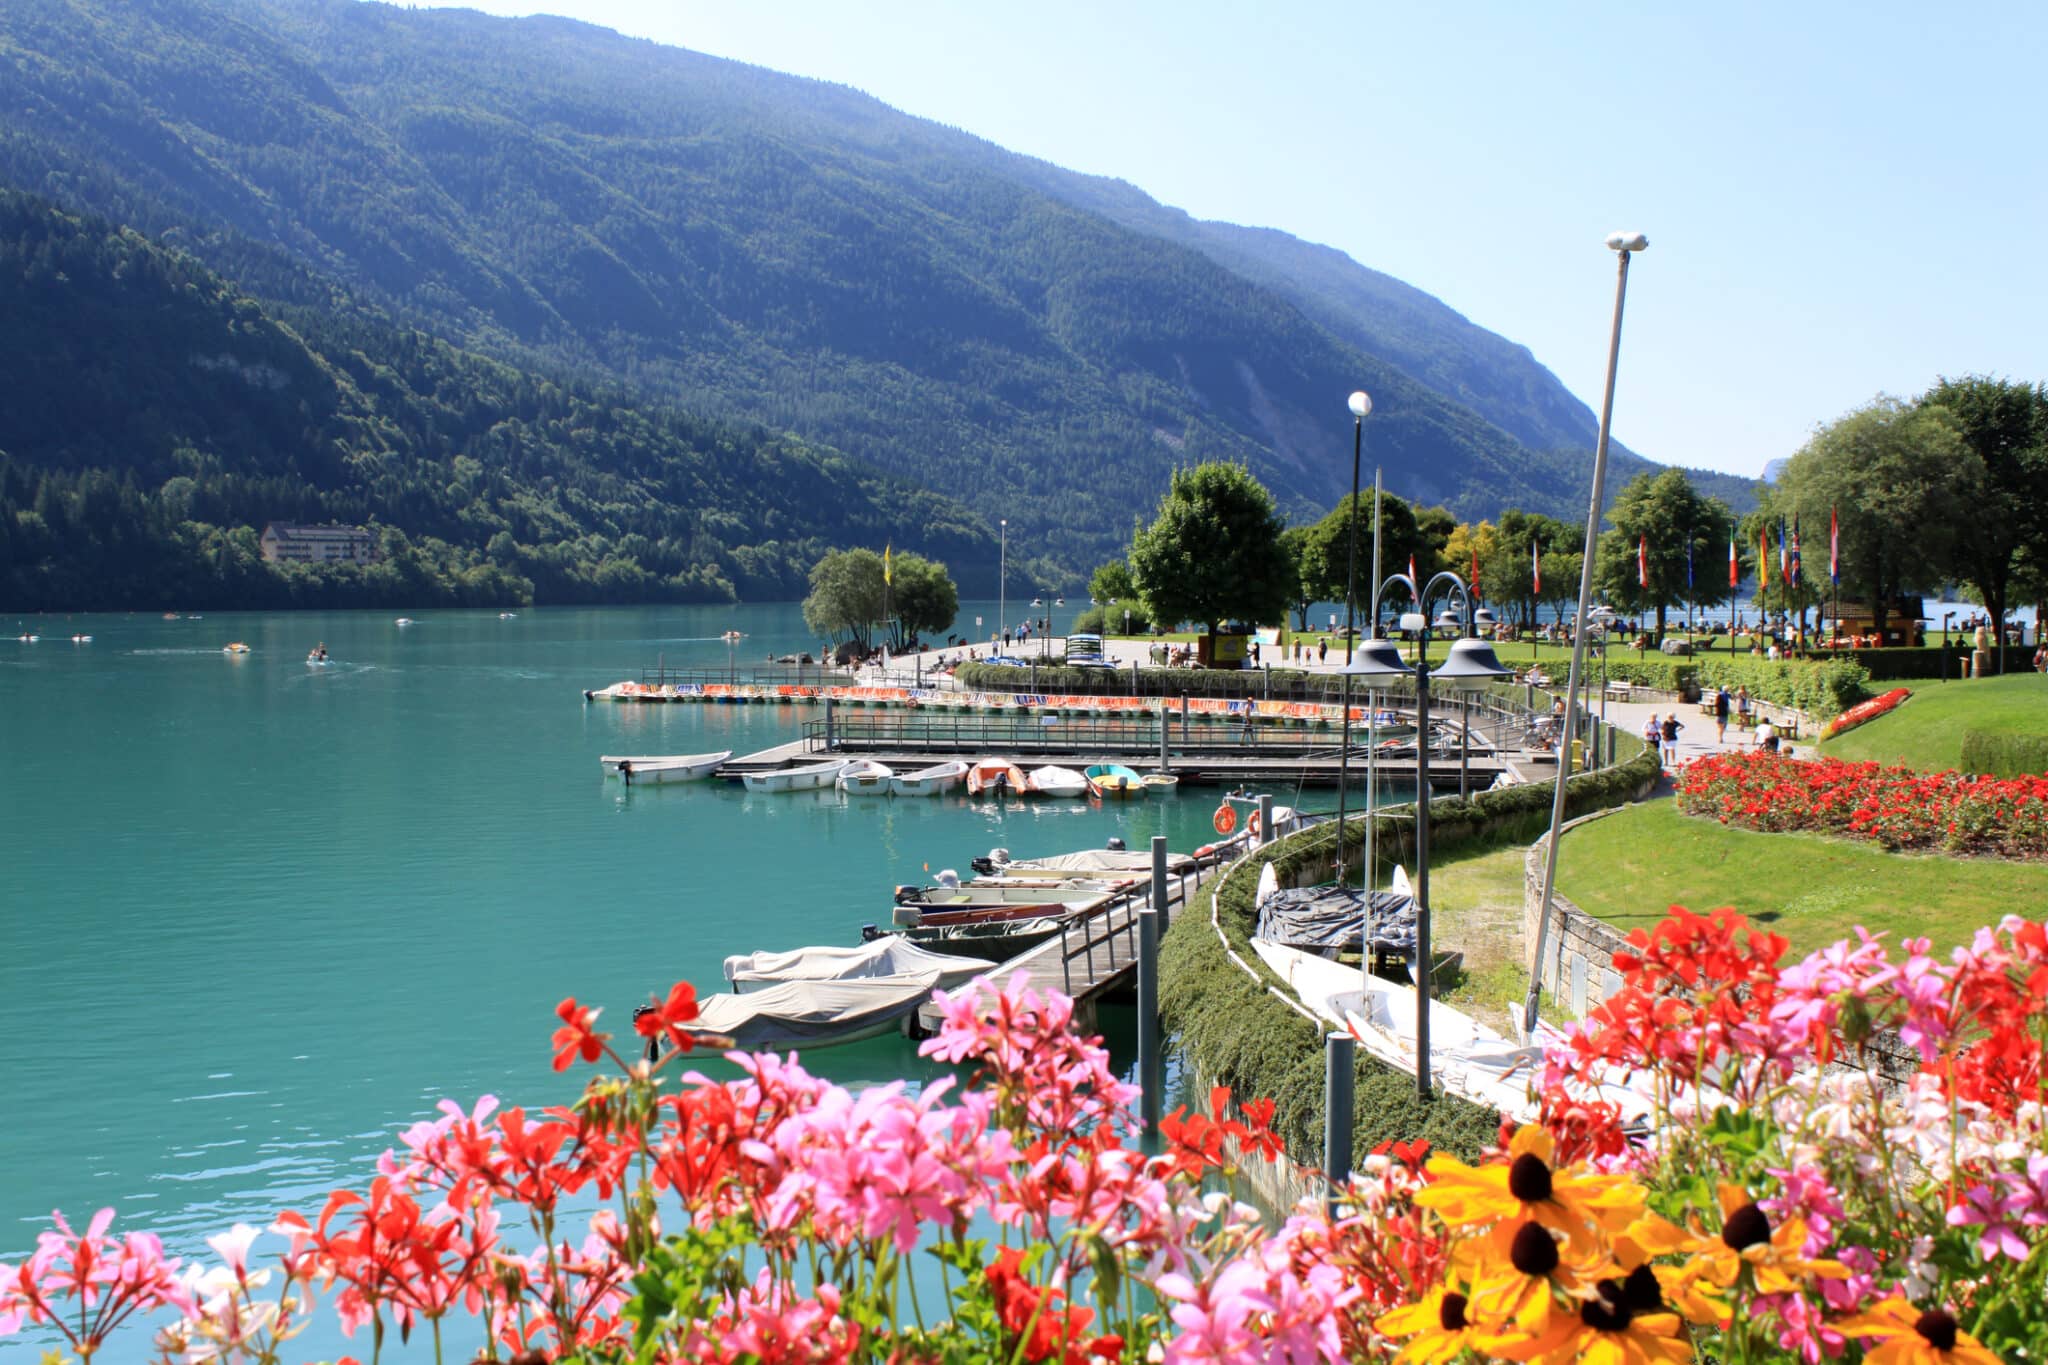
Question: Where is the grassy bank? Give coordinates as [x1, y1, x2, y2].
[1820, 672, 2048, 772]
[1556, 800, 2048, 954]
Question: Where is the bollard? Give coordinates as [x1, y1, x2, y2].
[824, 696, 835, 750]
[1137, 906, 1162, 1145]
[1258, 794, 1274, 846]
[1151, 834, 1171, 936]
[1160, 710, 1170, 771]
[1324, 1032, 1356, 1208]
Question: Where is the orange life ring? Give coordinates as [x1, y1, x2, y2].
[1249, 809, 1262, 836]
[1212, 805, 1238, 836]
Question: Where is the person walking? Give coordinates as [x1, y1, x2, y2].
[1318, 637, 1328, 663]
[1660, 713, 1683, 767]
[1713, 686, 1731, 744]
[1642, 713, 1661, 757]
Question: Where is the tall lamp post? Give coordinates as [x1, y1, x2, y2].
[998, 518, 1007, 649]
[1334, 390, 1371, 882]
[1342, 572, 1510, 1097]
[1524, 230, 1649, 1038]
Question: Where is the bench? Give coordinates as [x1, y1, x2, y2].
[1603, 680, 1634, 702]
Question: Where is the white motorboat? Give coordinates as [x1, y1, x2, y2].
[725, 937, 990, 992]
[395, 617, 415, 627]
[681, 973, 942, 1052]
[498, 612, 517, 619]
[742, 758, 851, 793]
[1026, 765, 1091, 798]
[973, 845, 1199, 878]
[837, 759, 895, 795]
[70, 635, 92, 643]
[1141, 771, 1180, 794]
[889, 760, 968, 797]
[603, 751, 732, 784]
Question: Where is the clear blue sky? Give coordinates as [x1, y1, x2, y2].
[423, 0, 2046, 479]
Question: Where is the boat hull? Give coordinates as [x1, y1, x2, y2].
[889, 761, 967, 796]
[603, 750, 732, 783]
[742, 759, 851, 792]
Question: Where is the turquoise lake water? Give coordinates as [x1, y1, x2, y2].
[0, 602, 1325, 1360]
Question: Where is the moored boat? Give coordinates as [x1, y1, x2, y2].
[889, 760, 968, 797]
[837, 759, 895, 795]
[724, 937, 991, 992]
[862, 915, 1070, 961]
[890, 881, 1117, 929]
[1026, 765, 1091, 798]
[680, 973, 943, 1051]
[742, 758, 851, 793]
[1084, 763, 1144, 800]
[1141, 771, 1180, 794]
[603, 751, 732, 783]
[966, 759, 1032, 797]
[394, 617, 414, 627]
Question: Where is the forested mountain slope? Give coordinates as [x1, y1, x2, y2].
[0, 190, 987, 610]
[0, 0, 1753, 587]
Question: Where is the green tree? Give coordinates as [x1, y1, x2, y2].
[1128, 463, 1293, 650]
[1920, 376, 2048, 665]
[885, 552, 958, 648]
[1277, 525, 1314, 629]
[1593, 471, 1732, 634]
[1297, 489, 1421, 622]
[1776, 396, 1977, 640]
[801, 548, 885, 651]
[1088, 559, 1135, 604]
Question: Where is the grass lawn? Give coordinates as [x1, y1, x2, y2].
[1411, 838, 1542, 1030]
[1556, 799, 2048, 955]
[1819, 671, 2048, 772]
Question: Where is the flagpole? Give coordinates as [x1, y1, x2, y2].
[1366, 466, 1382, 904]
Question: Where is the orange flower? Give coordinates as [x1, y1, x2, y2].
[1417, 1125, 1643, 1254]
[1518, 1277, 1694, 1365]
[1374, 1284, 1527, 1364]
[1840, 1297, 2002, 1365]
[1459, 1220, 1593, 1335]
[1686, 1183, 1846, 1295]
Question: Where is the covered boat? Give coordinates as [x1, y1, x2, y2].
[890, 879, 1116, 928]
[742, 758, 852, 792]
[682, 974, 941, 1051]
[602, 751, 732, 783]
[863, 915, 1069, 961]
[966, 759, 1032, 797]
[724, 938, 991, 992]
[890, 760, 968, 796]
[1084, 764, 1143, 800]
[1253, 862, 1419, 960]
[837, 759, 895, 795]
[972, 845, 1198, 878]
[1026, 766, 1091, 798]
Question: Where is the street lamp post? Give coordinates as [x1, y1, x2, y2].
[998, 518, 1007, 650]
[1524, 231, 1648, 1038]
[1335, 390, 1371, 883]
[1342, 573, 1509, 1098]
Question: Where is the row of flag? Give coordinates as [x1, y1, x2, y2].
[1502, 508, 1842, 595]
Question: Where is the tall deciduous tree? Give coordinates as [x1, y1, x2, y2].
[1777, 396, 1977, 640]
[1920, 376, 2048, 666]
[1128, 463, 1293, 648]
[1297, 489, 1422, 623]
[1593, 471, 1733, 634]
[1088, 559, 1136, 605]
[802, 548, 885, 651]
[885, 552, 959, 648]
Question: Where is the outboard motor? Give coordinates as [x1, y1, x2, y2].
[893, 885, 920, 905]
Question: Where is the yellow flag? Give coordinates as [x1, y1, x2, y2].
[884, 543, 892, 585]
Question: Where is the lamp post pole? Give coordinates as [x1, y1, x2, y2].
[1413, 619, 1434, 1094]
[1336, 391, 1370, 882]
[998, 518, 1007, 650]
[1525, 231, 1648, 1038]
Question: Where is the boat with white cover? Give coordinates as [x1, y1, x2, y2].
[682, 973, 943, 1051]
[724, 937, 991, 992]
[602, 751, 732, 783]
[864, 916, 1066, 961]
[889, 760, 968, 796]
[1026, 766, 1091, 798]
[741, 758, 851, 793]
[972, 845, 1200, 878]
[837, 759, 895, 795]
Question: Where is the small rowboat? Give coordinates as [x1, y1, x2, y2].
[837, 759, 895, 795]
[602, 751, 732, 783]
[223, 642, 250, 655]
[1084, 763, 1144, 800]
[1026, 766, 1091, 798]
[1141, 771, 1180, 794]
[742, 758, 851, 793]
[966, 759, 1032, 797]
[890, 760, 968, 797]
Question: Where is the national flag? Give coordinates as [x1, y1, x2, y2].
[1788, 517, 1802, 582]
[1408, 553, 1417, 585]
[1829, 506, 1839, 586]
[1729, 534, 1738, 589]
[883, 543, 892, 585]
[1637, 534, 1647, 589]
[1532, 541, 1541, 594]
[1779, 522, 1790, 585]
[1760, 525, 1769, 587]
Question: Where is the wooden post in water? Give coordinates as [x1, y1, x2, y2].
[1324, 1032, 1355, 1208]
[824, 696, 835, 751]
[1180, 692, 1189, 749]
[1137, 905, 1162, 1147]
[1152, 835, 1171, 936]
[1159, 710, 1170, 771]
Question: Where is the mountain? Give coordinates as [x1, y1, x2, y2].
[0, 189, 988, 610]
[0, 0, 1751, 590]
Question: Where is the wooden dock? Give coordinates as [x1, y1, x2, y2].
[914, 853, 1223, 1034]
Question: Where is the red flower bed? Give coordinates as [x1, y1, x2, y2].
[1820, 686, 1910, 740]
[1677, 749, 2048, 857]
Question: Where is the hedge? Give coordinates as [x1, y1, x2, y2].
[1157, 738, 1661, 1165]
[1960, 730, 2048, 779]
[1068, 599, 1154, 635]
[1592, 655, 1871, 717]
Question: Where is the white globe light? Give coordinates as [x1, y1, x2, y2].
[1605, 231, 1649, 253]
[1348, 390, 1372, 417]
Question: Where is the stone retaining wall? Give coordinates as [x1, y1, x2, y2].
[1522, 807, 1636, 1018]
